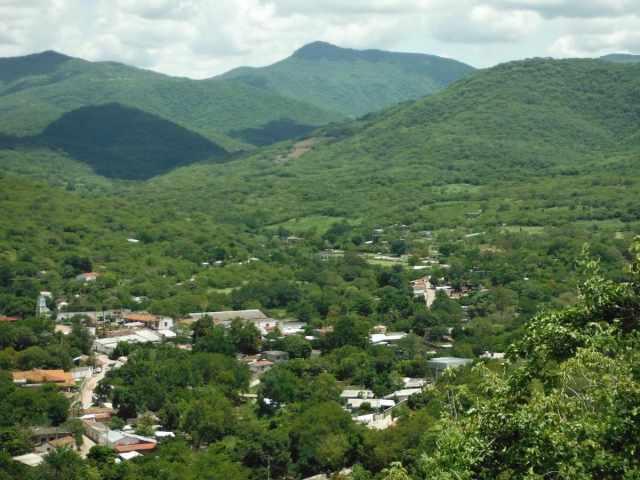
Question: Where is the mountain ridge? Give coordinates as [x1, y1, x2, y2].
[216, 41, 475, 118]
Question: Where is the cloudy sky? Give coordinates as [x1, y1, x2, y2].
[1, 0, 639, 78]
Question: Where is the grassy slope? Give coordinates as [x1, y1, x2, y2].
[0, 51, 345, 149]
[130, 58, 640, 230]
[216, 41, 475, 118]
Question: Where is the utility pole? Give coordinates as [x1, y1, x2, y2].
[266, 455, 271, 480]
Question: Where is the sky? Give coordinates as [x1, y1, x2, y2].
[1, 0, 639, 79]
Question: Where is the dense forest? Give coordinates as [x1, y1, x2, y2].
[0, 51, 639, 479]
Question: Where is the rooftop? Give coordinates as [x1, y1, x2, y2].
[50, 436, 76, 447]
[12, 370, 75, 388]
[188, 309, 267, 322]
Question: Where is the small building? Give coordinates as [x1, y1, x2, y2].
[122, 313, 173, 330]
[76, 272, 101, 281]
[31, 427, 72, 446]
[261, 351, 289, 363]
[92, 329, 163, 355]
[310, 349, 322, 359]
[35, 435, 77, 453]
[428, 357, 474, 377]
[467, 213, 480, 219]
[250, 360, 274, 374]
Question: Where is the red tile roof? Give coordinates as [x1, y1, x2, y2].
[115, 443, 157, 453]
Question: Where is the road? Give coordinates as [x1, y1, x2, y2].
[81, 354, 109, 408]
[424, 279, 436, 308]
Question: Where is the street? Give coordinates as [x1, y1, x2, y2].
[81, 354, 109, 409]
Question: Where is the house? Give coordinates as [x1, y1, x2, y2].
[83, 420, 157, 449]
[428, 357, 474, 377]
[76, 272, 101, 281]
[250, 360, 274, 374]
[35, 436, 77, 453]
[31, 427, 72, 446]
[12, 370, 75, 391]
[0, 316, 19, 322]
[122, 313, 174, 330]
[310, 349, 322, 359]
[261, 351, 289, 363]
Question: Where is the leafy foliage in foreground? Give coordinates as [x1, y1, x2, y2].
[217, 41, 475, 118]
[422, 242, 640, 479]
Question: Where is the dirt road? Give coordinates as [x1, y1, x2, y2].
[81, 354, 109, 408]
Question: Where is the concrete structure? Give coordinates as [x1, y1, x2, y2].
[428, 357, 474, 377]
[250, 360, 274, 374]
[12, 453, 45, 467]
[35, 436, 77, 453]
[93, 329, 163, 355]
[261, 351, 289, 363]
[347, 398, 395, 411]
[57, 309, 128, 321]
[384, 388, 423, 402]
[340, 389, 375, 400]
[70, 366, 93, 380]
[32, 427, 72, 446]
[36, 294, 49, 317]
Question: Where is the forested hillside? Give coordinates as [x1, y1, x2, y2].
[1, 53, 640, 479]
[217, 41, 475, 118]
[132, 58, 640, 232]
[0, 51, 344, 150]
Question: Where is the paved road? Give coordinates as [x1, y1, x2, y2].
[81, 354, 109, 408]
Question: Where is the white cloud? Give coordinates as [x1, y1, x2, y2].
[0, 0, 639, 77]
[548, 15, 640, 57]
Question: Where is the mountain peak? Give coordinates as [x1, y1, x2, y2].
[0, 50, 73, 85]
[292, 41, 350, 61]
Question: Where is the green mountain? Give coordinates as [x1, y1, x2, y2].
[0, 50, 345, 149]
[0, 102, 230, 180]
[216, 41, 475, 118]
[130, 58, 640, 231]
[599, 53, 640, 63]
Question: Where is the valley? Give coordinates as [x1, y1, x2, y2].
[1, 43, 639, 480]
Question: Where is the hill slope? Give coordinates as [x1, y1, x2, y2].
[216, 41, 475, 118]
[0, 103, 228, 180]
[0, 51, 345, 149]
[131, 58, 640, 231]
[600, 53, 640, 63]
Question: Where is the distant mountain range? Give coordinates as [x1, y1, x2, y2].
[599, 53, 640, 63]
[216, 41, 475, 118]
[128, 57, 640, 230]
[0, 44, 474, 179]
